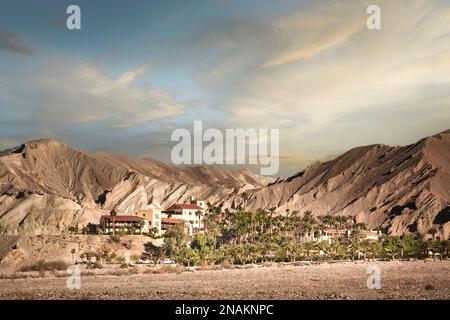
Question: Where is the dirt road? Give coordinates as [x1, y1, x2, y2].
[0, 260, 448, 300]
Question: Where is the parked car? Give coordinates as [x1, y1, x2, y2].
[138, 259, 152, 265]
[162, 258, 176, 264]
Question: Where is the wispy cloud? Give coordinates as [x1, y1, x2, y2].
[21, 58, 188, 128]
[0, 29, 32, 54]
[195, 0, 450, 173]
[0, 137, 23, 149]
[1, 0, 449, 176]
[262, 3, 364, 67]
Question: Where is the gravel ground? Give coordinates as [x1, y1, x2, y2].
[0, 260, 449, 300]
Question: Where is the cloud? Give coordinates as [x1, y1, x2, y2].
[22, 58, 187, 128]
[0, 137, 23, 150]
[195, 0, 450, 173]
[2, 0, 450, 177]
[0, 29, 32, 54]
[262, 3, 364, 67]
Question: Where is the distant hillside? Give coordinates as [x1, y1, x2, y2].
[222, 130, 450, 238]
[0, 139, 269, 235]
[0, 131, 449, 238]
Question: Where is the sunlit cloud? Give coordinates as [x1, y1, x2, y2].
[14, 58, 188, 128]
[196, 0, 450, 174]
[262, 2, 364, 67]
[1, 0, 449, 176]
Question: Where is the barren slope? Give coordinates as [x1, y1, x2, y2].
[0, 140, 269, 235]
[223, 130, 450, 237]
[0, 130, 449, 237]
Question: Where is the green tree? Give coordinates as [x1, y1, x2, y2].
[143, 242, 164, 263]
[383, 236, 402, 260]
[195, 210, 203, 231]
[163, 224, 187, 258]
[180, 247, 200, 267]
[191, 233, 216, 262]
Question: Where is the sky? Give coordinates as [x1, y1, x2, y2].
[0, 0, 450, 176]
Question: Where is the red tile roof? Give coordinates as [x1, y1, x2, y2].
[161, 218, 185, 224]
[166, 204, 205, 211]
[101, 215, 141, 222]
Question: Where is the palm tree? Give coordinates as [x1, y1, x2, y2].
[302, 211, 316, 241]
[70, 248, 76, 264]
[285, 240, 298, 262]
[347, 239, 361, 261]
[318, 215, 333, 229]
[383, 237, 401, 260]
[336, 215, 350, 229]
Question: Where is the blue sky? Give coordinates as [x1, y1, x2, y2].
[1, 0, 450, 176]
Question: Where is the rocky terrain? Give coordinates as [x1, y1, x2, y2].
[223, 130, 450, 238]
[0, 235, 152, 272]
[0, 139, 269, 235]
[0, 130, 449, 237]
[0, 260, 448, 300]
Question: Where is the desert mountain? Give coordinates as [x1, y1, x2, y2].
[0, 139, 270, 235]
[223, 130, 450, 238]
[0, 131, 449, 237]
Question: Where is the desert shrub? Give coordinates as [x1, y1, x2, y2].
[105, 252, 117, 264]
[221, 260, 234, 269]
[0, 272, 31, 280]
[130, 254, 141, 264]
[20, 260, 69, 272]
[108, 269, 129, 276]
[123, 240, 133, 249]
[109, 236, 121, 244]
[115, 256, 126, 265]
[68, 226, 79, 234]
[82, 223, 100, 235]
[128, 267, 139, 274]
[153, 264, 182, 274]
[194, 265, 213, 271]
[89, 261, 103, 269]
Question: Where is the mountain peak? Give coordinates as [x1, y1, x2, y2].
[433, 129, 450, 138]
[23, 139, 64, 147]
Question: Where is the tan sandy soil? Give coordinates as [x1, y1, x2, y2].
[0, 260, 448, 300]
